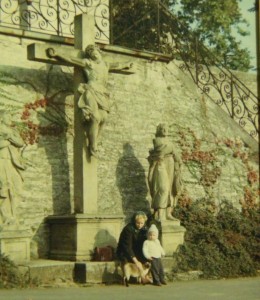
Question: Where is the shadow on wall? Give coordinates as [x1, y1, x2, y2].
[93, 230, 122, 283]
[116, 143, 150, 222]
[31, 221, 50, 259]
[93, 229, 118, 249]
[37, 64, 73, 215]
[92, 229, 117, 262]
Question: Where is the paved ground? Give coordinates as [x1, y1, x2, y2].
[1, 277, 260, 300]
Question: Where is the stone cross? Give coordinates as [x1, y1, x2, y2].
[27, 14, 132, 216]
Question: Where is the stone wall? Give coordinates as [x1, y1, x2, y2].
[0, 34, 258, 258]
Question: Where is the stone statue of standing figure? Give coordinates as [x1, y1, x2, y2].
[0, 112, 25, 226]
[47, 44, 133, 157]
[148, 123, 182, 221]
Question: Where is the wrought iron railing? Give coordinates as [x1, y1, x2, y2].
[0, 0, 258, 140]
[110, 0, 259, 141]
[0, 0, 109, 43]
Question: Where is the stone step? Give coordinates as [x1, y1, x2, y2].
[18, 259, 75, 284]
[75, 257, 178, 284]
[74, 261, 122, 284]
[18, 258, 177, 285]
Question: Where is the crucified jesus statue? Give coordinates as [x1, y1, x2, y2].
[47, 44, 133, 157]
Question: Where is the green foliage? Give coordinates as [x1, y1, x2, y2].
[172, 0, 251, 70]
[111, 0, 252, 71]
[173, 199, 260, 278]
[111, 0, 160, 51]
[0, 254, 39, 289]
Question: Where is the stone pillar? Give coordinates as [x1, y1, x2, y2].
[160, 220, 186, 257]
[73, 14, 98, 214]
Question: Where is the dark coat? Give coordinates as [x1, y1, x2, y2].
[116, 222, 148, 263]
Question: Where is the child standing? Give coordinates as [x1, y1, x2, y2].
[142, 224, 166, 286]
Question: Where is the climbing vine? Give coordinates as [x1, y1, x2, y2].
[221, 137, 259, 215]
[0, 65, 74, 145]
[15, 95, 73, 145]
[175, 128, 258, 211]
[172, 127, 259, 278]
[178, 128, 222, 189]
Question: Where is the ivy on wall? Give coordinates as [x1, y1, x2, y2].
[17, 95, 73, 145]
[176, 127, 258, 200]
[178, 128, 222, 188]
[172, 127, 259, 279]
[0, 67, 73, 146]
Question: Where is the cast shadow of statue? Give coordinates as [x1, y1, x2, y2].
[30, 221, 50, 259]
[116, 143, 150, 222]
[36, 64, 73, 215]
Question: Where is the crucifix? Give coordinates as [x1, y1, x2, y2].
[28, 14, 133, 216]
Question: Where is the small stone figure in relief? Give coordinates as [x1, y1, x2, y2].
[148, 123, 182, 221]
[0, 112, 25, 225]
[47, 44, 133, 157]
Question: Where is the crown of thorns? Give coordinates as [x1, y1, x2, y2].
[85, 44, 100, 56]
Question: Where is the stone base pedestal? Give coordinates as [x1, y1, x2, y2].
[0, 228, 31, 262]
[47, 214, 124, 261]
[160, 219, 186, 257]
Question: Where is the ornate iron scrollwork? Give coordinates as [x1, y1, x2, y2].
[0, 0, 109, 43]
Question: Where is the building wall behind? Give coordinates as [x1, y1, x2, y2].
[0, 34, 258, 258]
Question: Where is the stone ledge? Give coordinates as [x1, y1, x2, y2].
[18, 259, 75, 283]
[75, 261, 122, 284]
[1, 27, 172, 63]
[17, 258, 179, 285]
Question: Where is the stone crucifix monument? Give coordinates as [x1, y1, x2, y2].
[27, 14, 133, 261]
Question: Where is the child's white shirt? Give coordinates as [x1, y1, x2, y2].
[142, 239, 165, 259]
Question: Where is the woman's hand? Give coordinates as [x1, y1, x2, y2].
[132, 257, 144, 272]
[136, 261, 144, 272]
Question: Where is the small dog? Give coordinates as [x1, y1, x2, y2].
[122, 262, 152, 287]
